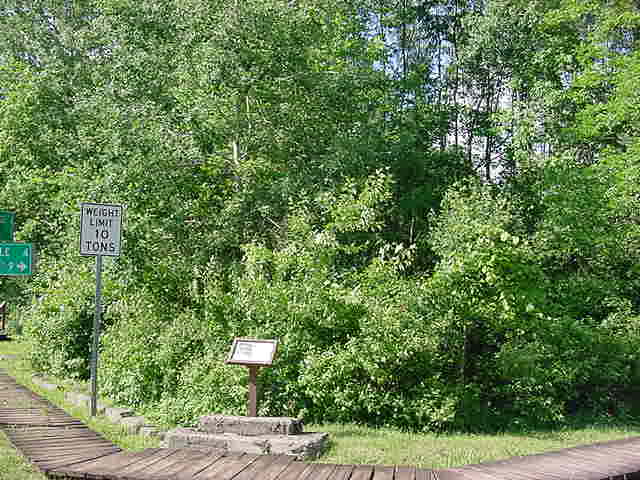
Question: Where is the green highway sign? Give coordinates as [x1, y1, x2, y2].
[0, 243, 33, 276]
[0, 211, 15, 242]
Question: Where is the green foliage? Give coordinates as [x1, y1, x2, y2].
[424, 168, 640, 428]
[22, 264, 96, 379]
[5, 0, 640, 434]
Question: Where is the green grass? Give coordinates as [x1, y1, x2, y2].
[309, 423, 640, 468]
[2, 338, 640, 471]
[0, 431, 47, 480]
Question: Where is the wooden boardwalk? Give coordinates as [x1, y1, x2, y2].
[3, 370, 640, 479]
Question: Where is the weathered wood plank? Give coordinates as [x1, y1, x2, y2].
[84, 449, 167, 480]
[168, 452, 253, 480]
[348, 465, 374, 480]
[275, 461, 316, 480]
[132, 449, 224, 480]
[226, 455, 294, 480]
[117, 449, 187, 480]
[303, 463, 338, 480]
[201, 455, 274, 480]
[372, 465, 395, 480]
[48, 451, 142, 479]
[19, 440, 118, 456]
[136, 449, 221, 480]
[394, 466, 416, 480]
[325, 464, 355, 480]
[100, 448, 177, 480]
[9, 433, 110, 447]
[32, 446, 122, 464]
[7, 426, 99, 437]
[414, 469, 435, 480]
[35, 448, 123, 473]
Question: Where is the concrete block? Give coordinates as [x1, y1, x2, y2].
[105, 406, 134, 422]
[139, 425, 161, 437]
[65, 392, 90, 407]
[63, 392, 107, 414]
[118, 416, 148, 434]
[198, 415, 304, 436]
[32, 376, 58, 391]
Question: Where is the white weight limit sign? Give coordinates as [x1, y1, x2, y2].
[80, 203, 123, 256]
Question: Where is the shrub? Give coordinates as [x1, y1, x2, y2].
[22, 263, 96, 379]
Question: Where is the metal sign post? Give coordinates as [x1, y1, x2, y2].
[90, 255, 103, 417]
[226, 338, 278, 417]
[80, 203, 123, 417]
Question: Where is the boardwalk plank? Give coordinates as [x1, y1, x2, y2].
[7, 426, 100, 438]
[100, 448, 177, 480]
[85, 449, 168, 480]
[561, 451, 640, 478]
[372, 466, 395, 480]
[325, 464, 355, 480]
[171, 453, 256, 480]
[119, 449, 187, 480]
[199, 455, 274, 480]
[275, 461, 316, 480]
[17, 437, 113, 454]
[48, 451, 143, 479]
[438, 469, 495, 480]
[348, 465, 374, 480]
[304, 463, 338, 480]
[176, 455, 242, 478]
[394, 466, 416, 480]
[31, 445, 121, 463]
[539, 449, 640, 478]
[414, 469, 435, 480]
[35, 448, 123, 473]
[0, 409, 71, 416]
[11, 433, 111, 446]
[226, 455, 294, 480]
[134, 449, 225, 480]
[457, 462, 566, 480]
[142, 449, 223, 480]
[258, 455, 298, 480]
[19, 441, 118, 456]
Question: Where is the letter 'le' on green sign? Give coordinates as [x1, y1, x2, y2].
[0, 211, 15, 242]
[79, 203, 123, 256]
[0, 244, 33, 276]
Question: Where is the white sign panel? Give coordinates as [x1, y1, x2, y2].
[80, 203, 123, 256]
[227, 339, 278, 366]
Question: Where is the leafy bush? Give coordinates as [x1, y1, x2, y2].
[22, 263, 96, 379]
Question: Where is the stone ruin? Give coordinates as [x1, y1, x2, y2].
[162, 414, 329, 460]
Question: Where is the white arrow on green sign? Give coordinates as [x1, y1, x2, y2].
[0, 243, 33, 276]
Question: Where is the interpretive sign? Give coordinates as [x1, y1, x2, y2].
[0, 243, 33, 276]
[0, 211, 15, 242]
[80, 203, 123, 256]
[227, 338, 278, 417]
[227, 338, 278, 366]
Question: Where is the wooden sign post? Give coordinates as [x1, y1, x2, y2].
[226, 338, 278, 417]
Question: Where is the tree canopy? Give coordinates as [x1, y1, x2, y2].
[2, 0, 640, 431]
